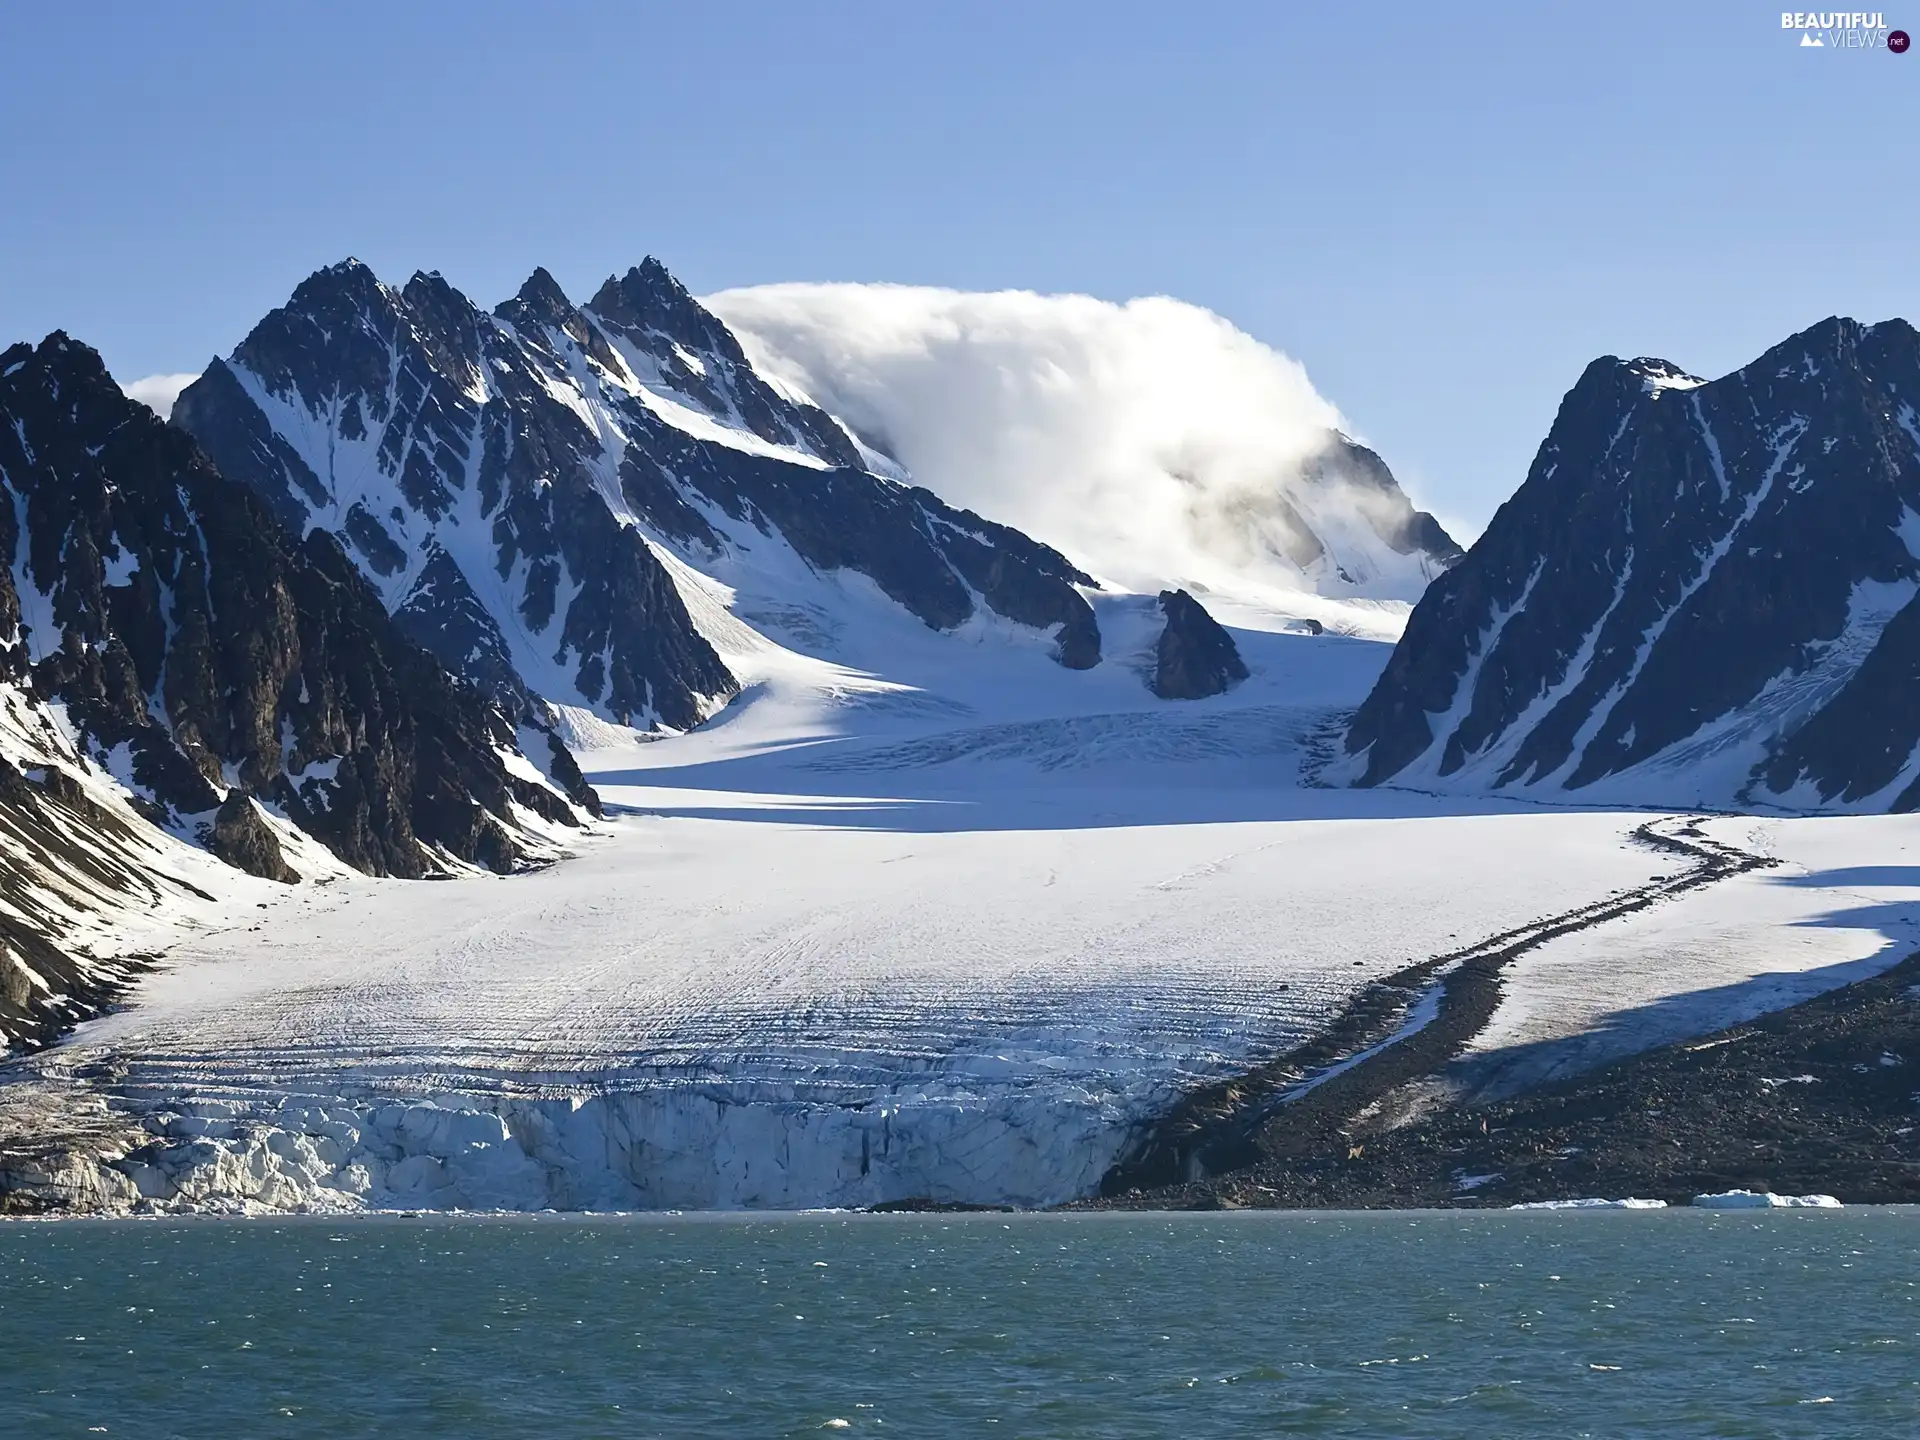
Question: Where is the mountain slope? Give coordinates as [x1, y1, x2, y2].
[0, 681, 240, 1052]
[172, 260, 1105, 736]
[0, 332, 596, 1044]
[1342, 317, 1920, 809]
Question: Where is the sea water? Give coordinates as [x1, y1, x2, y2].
[3, 1209, 1916, 1437]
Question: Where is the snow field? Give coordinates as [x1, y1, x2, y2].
[31, 535, 1920, 1210]
[1458, 813, 1920, 1096]
[64, 791, 1683, 1211]
[45, 601, 1687, 1208]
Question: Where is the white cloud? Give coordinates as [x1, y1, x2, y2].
[705, 283, 1432, 599]
[120, 372, 201, 420]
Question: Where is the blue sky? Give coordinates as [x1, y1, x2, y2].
[2, 1, 1914, 532]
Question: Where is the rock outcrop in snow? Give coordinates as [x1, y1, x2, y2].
[1151, 589, 1248, 700]
[1344, 316, 1920, 810]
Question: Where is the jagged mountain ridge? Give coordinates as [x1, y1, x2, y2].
[1, 333, 592, 875]
[172, 258, 1106, 735]
[1343, 316, 1920, 810]
[0, 333, 601, 1044]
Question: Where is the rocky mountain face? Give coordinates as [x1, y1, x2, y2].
[0, 686, 202, 1050]
[1247, 436, 1465, 597]
[1344, 317, 1920, 810]
[1151, 590, 1248, 700]
[1311, 437, 1465, 573]
[172, 259, 1104, 735]
[0, 333, 591, 886]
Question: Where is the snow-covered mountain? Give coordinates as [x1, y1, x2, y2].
[707, 283, 1464, 604]
[1343, 316, 1920, 810]
[171, 260, 1115, 736]
[0, 674, 242, 1052]
[0, 333, 593, 1045]
[16, 304, 1920, 1214]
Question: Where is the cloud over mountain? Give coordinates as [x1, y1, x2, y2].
[119, 371, 202, 419]
[708, 283, 1453, 599]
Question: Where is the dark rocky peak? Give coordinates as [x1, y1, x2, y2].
[498, 265, 577, 331]
[494, 267, 622, 372]
[397, 270, 488, 386]
[589, 256, 739, 361]
[235, 261, 481, 406]
[1548, 352, 1675, 424]
[1305, 435, 1465, 566]
[1739, 315, 1920, 414]
[1621, 356, 1706, 394]
[1152, 589, 1248, 700]
[1759, 313, 1862, 368]
[173, 262, 740, 733]
[586, 258, 863, 469]
[181, 259, 491, 530]
[1344, 313, 1920, 809]
[1321, 435, 1399, 495]
[2, 329, 118, 420]
[279, 256, 397, 342]
[229, 258, 411, 413]
[2, 331, 593, 882]
[293, 255, 385, 310]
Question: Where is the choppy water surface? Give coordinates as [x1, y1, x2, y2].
[3, 1210, 1916, 1438]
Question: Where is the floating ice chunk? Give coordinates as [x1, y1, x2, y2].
[1509, 1197, 1667, 1210]
[1691, 1190, 1841, 1208]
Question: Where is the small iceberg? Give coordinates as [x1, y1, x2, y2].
[1690, 1190, 1841, 1209]
[1510, 1198, 1667, 1210]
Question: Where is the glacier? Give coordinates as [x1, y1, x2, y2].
[12, 577, 1920, 1213]
[13, 289, 1920, 1215]
[0, 591, 1722, 1213]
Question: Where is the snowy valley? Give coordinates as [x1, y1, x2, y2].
[5, 273, 1920, 1214]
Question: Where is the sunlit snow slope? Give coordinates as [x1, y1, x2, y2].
[28, 568, 1920, 1212]
[12, 599, 1648, 1210]
[1454, 811, 1920, 1098]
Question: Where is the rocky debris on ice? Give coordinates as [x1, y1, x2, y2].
[0, 1080, 146, 1214]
